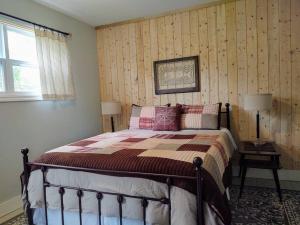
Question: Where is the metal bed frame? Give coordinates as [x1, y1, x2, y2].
[21, 103, 231, 225]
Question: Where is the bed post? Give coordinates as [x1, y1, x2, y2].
[225, 103, 231, 131]
[193, 157, 204, 225]
[217, 102, 222, 130]
[21, 148, 33, 225]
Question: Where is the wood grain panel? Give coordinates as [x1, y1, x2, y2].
[121, 25, 132, 128]
[291, 0, 300, 166]
[246, 0, 258, 140]
[190, 10, 201, 105]
[279, 0, 292, 148]
[216, 4, 228, 104]
[102, 28, 113, 131]
[257, 0, 270, 139]
[115, 26, 125, 129]
[226, 1, 238, 138]
[128, 24, 139, 105]
[268, 0, 281, 145]
[173, 13, 185, 104]
[136, 22, 146, 106]
[157, 17, 169, 105]
[181, 12, 193, 105]
[236, 0, 248, 140]
[149, 19, 160, 106]
[207, 6, 219, 104]
[165, 15, 177, 106]
[279, 0, 292, 167]
[96, 0, 300, 169]
[142, 20, 153, 106]
[198, 8, 209, 105]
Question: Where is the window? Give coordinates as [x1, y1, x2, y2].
[0, 21, 41, 101]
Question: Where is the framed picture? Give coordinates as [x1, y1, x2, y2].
[153, 56, 200, 95]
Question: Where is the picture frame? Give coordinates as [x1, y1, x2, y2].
[153, 56, 200, 95]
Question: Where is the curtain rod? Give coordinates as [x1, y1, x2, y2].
[0, 11, 70, 36]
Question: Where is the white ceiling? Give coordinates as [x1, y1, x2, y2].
[33, 0, 218, 27]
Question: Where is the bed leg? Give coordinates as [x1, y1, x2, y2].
[193, 157, 204, 225]
[21, 148, 34, 225]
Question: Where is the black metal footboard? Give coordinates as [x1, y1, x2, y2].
[21, 149, 204, 225]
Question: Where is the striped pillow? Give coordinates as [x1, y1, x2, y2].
[177, 103, 221, 130]
[129, 104, 170, 129]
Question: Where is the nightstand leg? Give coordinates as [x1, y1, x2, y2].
[272, 169, 282, 202]
[239, 155, 244, 177]
[239, 166, 247, 199]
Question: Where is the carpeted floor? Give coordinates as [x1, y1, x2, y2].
[3, 186, 300, 225]
[230, 186, 300, 225]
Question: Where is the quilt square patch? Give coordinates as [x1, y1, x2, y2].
[188, 139, 216, 146]
[130, 138, 189, 149]
[121, 138, 147, 142]
[177, 144, 211, 152]
[69, 140, 98, 147]
[153, 143, 182, 151]
[138, 150, 205, 163]
[71, 147, 99, 153]
[192, 135, 219, 141]
[170, 134, 197, 139]
[85, 147, 124, 154]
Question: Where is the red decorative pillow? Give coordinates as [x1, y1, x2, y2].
[153, 106, 181, 131]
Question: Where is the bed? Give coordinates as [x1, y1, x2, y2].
[21, 103, 235, 225]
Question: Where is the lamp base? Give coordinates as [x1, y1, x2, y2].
[111, 116, 115, 132]
[252, 138, 267, 147]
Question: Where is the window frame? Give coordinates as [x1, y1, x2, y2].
[0, 19, 42, 102]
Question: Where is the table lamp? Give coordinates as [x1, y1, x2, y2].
[244, 94, 272, 146]
[101, 101, 121, 132]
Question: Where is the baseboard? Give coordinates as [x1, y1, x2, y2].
[232, 166, 300, 190]
[232, 166, 300, 181]
[0, 195, 23, 224]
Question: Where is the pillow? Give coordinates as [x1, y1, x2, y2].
[177, 103, 221, 130]
[129, 104, 171, 129]
[153, 106, 181, 131]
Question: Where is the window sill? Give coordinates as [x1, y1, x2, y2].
[0, 93, 43, 102]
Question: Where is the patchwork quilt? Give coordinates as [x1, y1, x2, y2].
[33, 129, 235, 225]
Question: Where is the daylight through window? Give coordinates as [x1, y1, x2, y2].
[0, 21, 41, 101]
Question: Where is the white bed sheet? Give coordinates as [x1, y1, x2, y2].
[33, 202, 220, 225]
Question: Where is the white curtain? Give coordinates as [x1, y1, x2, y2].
[35, 27, 75, 100]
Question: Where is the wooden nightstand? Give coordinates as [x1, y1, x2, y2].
[238, 141, 282, 202]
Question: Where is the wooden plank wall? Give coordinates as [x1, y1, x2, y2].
[96, 0, 300, 169]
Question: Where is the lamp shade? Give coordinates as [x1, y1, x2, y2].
[101, 101, 121, 115]
[244, 94, 272, 111]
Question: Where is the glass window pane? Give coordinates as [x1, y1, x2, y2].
[7, 26, 37, 63]
[0, 63, 4, 91]
[13, 65, 40, 93]
[0, 25, 5, 59]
